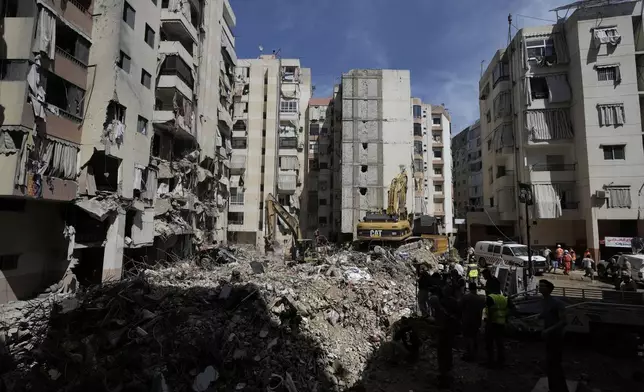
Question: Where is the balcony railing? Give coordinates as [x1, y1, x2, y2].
[230, 194, 244, 205]
[532, 163, 576, 172]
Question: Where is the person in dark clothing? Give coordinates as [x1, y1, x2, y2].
[429, 285, 461, 388]
[484, 279, 510, 367]
[538, 279, 569, 392]
[481, 268, 500, 295]
[459, 282, 486, 361]
[393, 316, 420, 362]
[417, 263, 433, 317]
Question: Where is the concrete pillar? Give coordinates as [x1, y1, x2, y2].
[585, 212, 600, 262]
[102, 211, 126, 282]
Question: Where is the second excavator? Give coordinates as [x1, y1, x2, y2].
[264, 193, 316, 261]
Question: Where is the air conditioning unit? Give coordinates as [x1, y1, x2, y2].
[595, 190, 607, 199]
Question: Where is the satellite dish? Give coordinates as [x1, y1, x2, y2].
[258, 45, 264, 52]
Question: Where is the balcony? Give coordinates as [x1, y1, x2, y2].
[45, 0, 93, 37]
[278, 170, 297, 193]
[159, 41, 194, 69]
[161, 7, 199, 45]
[494, 170, 515, 190]
[230, 155, 246, 175]
[153, 87, 195, 139]
[530, 163, 576, 183]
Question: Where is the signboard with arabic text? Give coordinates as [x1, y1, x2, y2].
[604, 236, 632, 248]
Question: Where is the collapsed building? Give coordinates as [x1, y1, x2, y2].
[0, 0, 237, 304]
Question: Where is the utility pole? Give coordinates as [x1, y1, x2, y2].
[518, 183, 534, 291]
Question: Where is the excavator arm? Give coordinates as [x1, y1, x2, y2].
[386, 169, 408, 218]
[264, 193, 302, 248]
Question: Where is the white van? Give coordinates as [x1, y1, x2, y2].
[474, 240, 548, 274]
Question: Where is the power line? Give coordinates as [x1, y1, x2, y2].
[515, 14, 557, 23]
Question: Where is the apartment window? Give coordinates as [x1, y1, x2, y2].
[492, 61, 510, 86]
[1, 0, 36, 17]
[56, 22, 91, 64]
[526, 38, 555, 60]
[432, 116, 441, 125]
[597, 65, 619, 82]
[309, 141, 319, 153]
[279, 137, 298, 149]
[433, 149, 442, 159]
[319, 216, 328, 225]
[144, 24, 155, 48]
[414, 141, 423, 155]
[413, 105, 422, 119]
[488, 167, 493, 184]
[280, 100, 298, 113]
[414, 123, 422, 136]
[496, 165, 506, 178]
[489, 197, 494, 207]
[432, 132, 442, 142]
[123, 1, 136, 29]
[319, 162, 328, 170]
[545, 154, 565, 171]
[0, 254, 19, 271]
[606, 186, 631, 208]
[413, 159, 423, 172]
[160, 56, 194, 87]
[434, 168, 442, 176]
[232, 137, 247, 149]
[0, 60, 29, 81]
[598, 104, 625, 126]
[320, 199, 327, 206]
[602, 144, 625, 160]
[118, 51, 131, 73]
[530, 77, 549, 99]
[151, 0, 157, 5]
[137, 116, 148, 135]
[486, 110, 491, 123]
[487, 140, 492, 151]
[320, 127, 329, 136]
[141, 69, 152, 89]
[230, 188, 244, 205]
[309, 123, 320, 135]
[434, 184, 443, 192]
[228, 212, 244, 225]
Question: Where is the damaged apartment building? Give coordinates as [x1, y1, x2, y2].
[0, 0, 237, 304]
[228, 55, 311, 249]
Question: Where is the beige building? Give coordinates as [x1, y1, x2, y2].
[228, 55, 312, 249]
[0, 0, 237, 304]
[470, 0, 644, 260]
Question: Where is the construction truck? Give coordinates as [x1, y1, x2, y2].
[356, 168, 413, 244]
[355, 168, 449, 254]
[264, 193, 316, 261]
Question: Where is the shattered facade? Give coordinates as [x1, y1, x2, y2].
[304, 97, 337, 241]
[0, 0, 94, 303]
[0, 0, 238, 304]
[228, 56, 312, 249]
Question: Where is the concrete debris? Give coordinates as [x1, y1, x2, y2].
[1, 241, 442, 391]
[74, 196, 120, 221]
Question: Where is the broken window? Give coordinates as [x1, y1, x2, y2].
[55, 21, 91, 64]
[45, 71, 86, 120]
[414, 141, 423, 155]
[118, 51, 131, 73]
[413, 159, 423, 172]
[87, 151, 121, 192]
[530, 77, 549, 99]
[526, 38, 555, 60]
[105, 101, 126, 127]
[145, 24, 155, 48]
[310, 123, 320, 135]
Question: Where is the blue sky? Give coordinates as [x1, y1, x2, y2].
[231, 0, 564, 133]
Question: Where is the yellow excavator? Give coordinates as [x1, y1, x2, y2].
[355, 168, 450, 254]
[264, 193, 315, 261]
[356, 168, 413, 243]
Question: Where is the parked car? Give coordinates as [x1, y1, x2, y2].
[474, 240, 548, 275]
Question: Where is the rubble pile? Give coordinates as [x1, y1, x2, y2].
[1, 241, 440, 391]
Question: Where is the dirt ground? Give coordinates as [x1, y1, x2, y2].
[356, 329, 643, 392]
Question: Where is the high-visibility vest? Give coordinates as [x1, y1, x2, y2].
[468, 264, 478, 278]
[488, 294, 508, 325]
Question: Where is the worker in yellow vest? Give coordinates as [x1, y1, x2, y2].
[467, 262, 479, 286]
[484, 279, 511, 368]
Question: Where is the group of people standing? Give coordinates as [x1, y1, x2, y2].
[544, 245, 595, 278]
[414, 261, 570, 391]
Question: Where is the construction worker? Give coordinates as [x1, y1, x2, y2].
[466, 261, 479, 286]
[485, 279, 509, 368]
[416, 262, 432, 317]
[538, 279, 569, 392]
[481, 268, 500, 295]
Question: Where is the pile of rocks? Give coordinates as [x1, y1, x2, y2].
[1, 244, 424, 391]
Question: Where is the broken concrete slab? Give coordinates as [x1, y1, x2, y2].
[75, 197, 119, 221]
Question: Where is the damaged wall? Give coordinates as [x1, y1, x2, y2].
[0, 201, 69, 303]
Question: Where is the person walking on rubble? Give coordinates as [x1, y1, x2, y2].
[416, 262, 433, 317]
[538, 279, 569, 392]
[484, 279, 510, 368]
[460, 281, 486, 362]
[429, 284, 461, 388]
